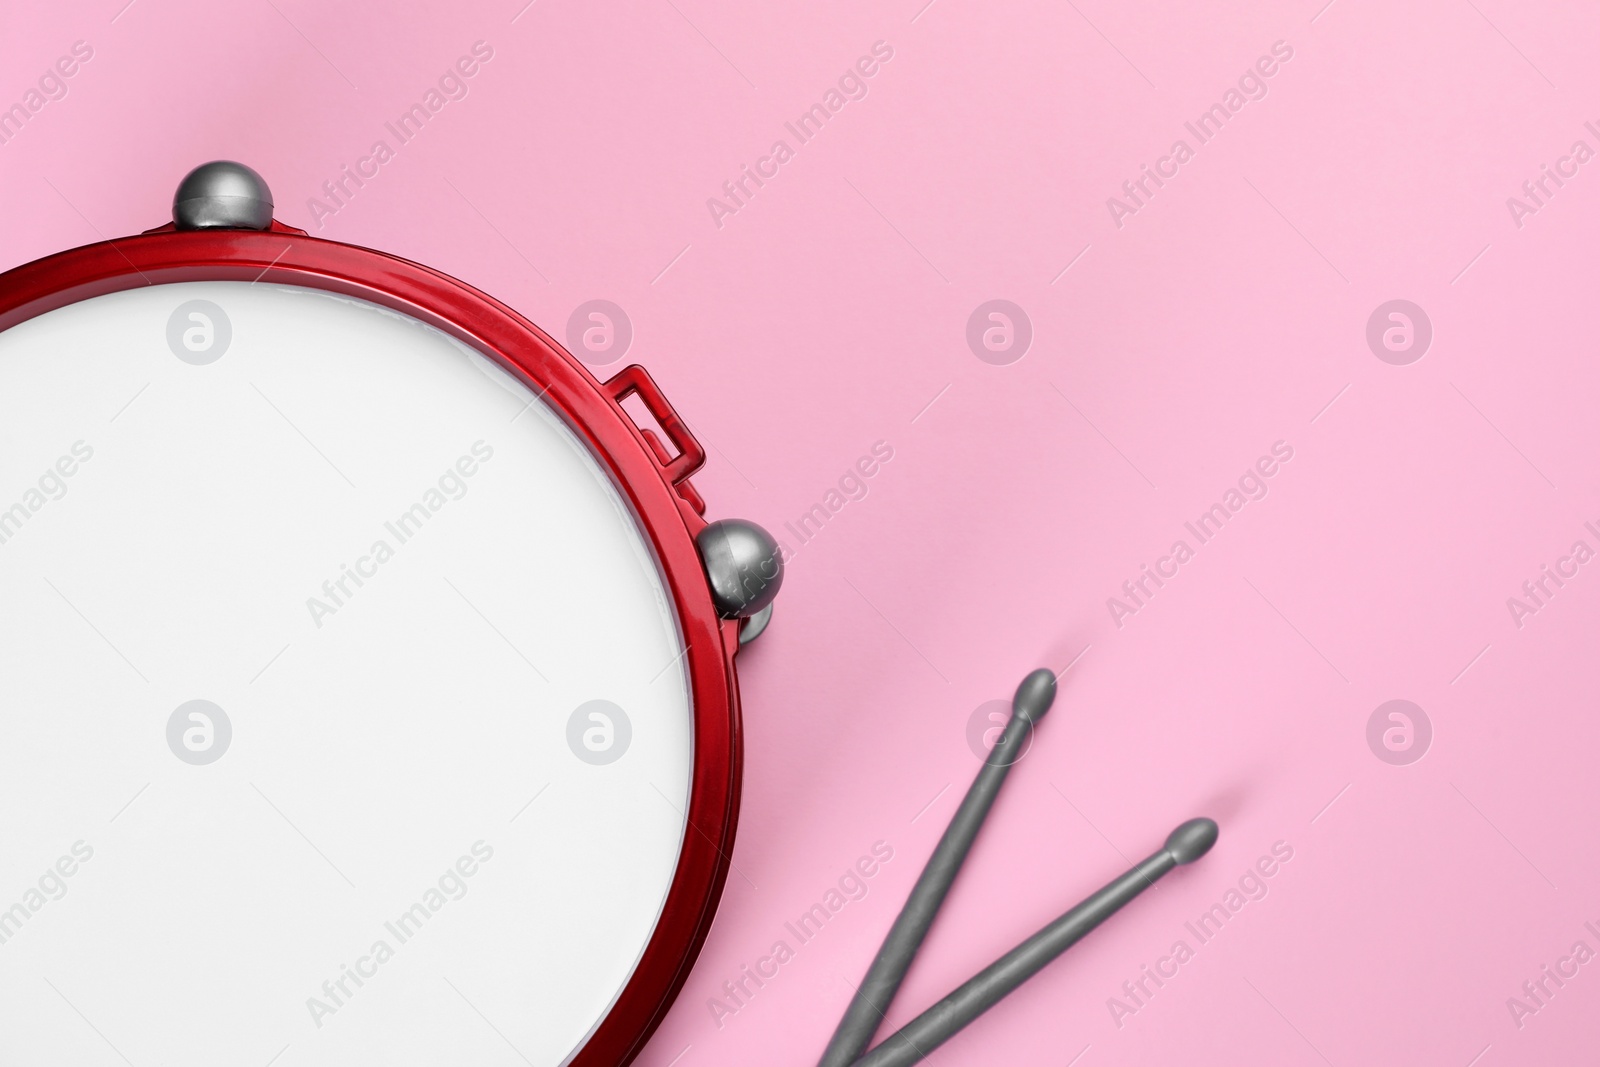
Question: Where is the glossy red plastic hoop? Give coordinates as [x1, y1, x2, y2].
[0, 222, 743, 1067]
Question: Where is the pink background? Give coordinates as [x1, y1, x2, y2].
[6, 0, 1600, 1064]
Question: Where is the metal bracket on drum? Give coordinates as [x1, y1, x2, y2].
[697, 519, 783, 645]
[172, 160, 276, 230]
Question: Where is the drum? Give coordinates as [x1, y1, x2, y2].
[0, 162, 781, 1067]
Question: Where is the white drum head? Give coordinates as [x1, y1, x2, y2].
[0, 281, 694, 1066]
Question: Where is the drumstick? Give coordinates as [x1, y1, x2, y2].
[847, 818, 1219, 1067]
[816, 668, 1058, 1067]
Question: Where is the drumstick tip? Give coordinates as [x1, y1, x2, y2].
[1164, 817, 1219, 865]
[1012, 668, 1058, 725]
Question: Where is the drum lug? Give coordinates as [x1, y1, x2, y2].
[697, 518, 783, 623]
[171, 160, 276, 231]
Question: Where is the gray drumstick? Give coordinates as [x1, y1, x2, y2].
[816, 668, 1058, 1067]
[847, 818, 1219, 1067]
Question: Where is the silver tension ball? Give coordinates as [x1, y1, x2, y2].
[173, 161, 274, 230]
[697, 518, 783, 621]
